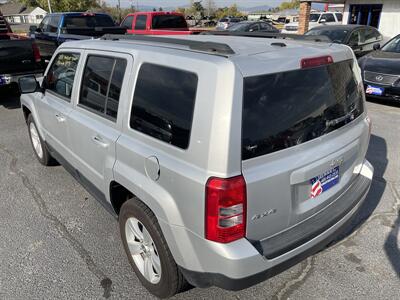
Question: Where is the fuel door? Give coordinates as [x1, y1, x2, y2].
[144, 155, 160, 181]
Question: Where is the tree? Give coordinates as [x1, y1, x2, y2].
[20, 0, 99, 12]
[278, 0, 300, 11]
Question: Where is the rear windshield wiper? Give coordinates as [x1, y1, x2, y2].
[325, 109, 356, 128]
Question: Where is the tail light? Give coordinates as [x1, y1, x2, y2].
[301, 55, 333, 69]
[32, 43, 41, 63]
[205, 175, 247, 243]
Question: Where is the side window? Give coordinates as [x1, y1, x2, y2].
[130, 64, 198, 149]
[39, 16, 49, 32]
[364, 28, 382, 43]
[121, 15, 134, 29]
[80, 55, 127, 120]
[335, 13, 343, 22]
[135, 15, 147, 30]
[249, 24, 260, 32]
[321, 13, 335, 23]
[48, 16, 61, 33]
[349, 30, 361, 45]
[46, 53, 80, 99]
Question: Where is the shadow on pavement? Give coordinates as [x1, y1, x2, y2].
[330, 134, 388, 245]
[367, 97, 400, 108]
[0, 84, 21, 109]
[384, 214, 400, 278]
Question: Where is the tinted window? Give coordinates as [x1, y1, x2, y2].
[80, 56, 127, 120]
[364, 28, 381, 43]
[135, 15, 147, 30]
[46, 53, 80, 99]
[130, 64, 198, 149]
[152, 15, 187, 29]
[39, 16, 49, 31]
[306, 28, 349, 43]
[242, 60, 364, 160]
[48, 16, 60, 32]
[348, 30, 362, 45]
[249, 23, 260, 31]
[321, 13, 335, 22]
[309, 14, 320, 22]
[121, 15, 134, 29]
[335, 13, 343, 22]
[63, 15, 114, 28]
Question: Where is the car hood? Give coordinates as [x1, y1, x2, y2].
[360, 51, 400, 74]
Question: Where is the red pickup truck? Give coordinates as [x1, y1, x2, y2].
[121, 12, 201, 35]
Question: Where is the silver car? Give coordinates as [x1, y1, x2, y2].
[19, 35, 373, 298]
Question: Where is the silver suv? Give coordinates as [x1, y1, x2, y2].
[19, 35, 374, 298]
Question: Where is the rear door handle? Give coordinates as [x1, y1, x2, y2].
[55, 114, 66, 123]
[92, 135, 109, 148]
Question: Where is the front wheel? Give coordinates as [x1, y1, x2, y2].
[119, 198, 188, 298]
[27, 114, 55, 166]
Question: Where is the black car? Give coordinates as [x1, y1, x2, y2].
[305, 25, 383, 57]
[226, 21, 279, 33]
[358, 34, 400, 102]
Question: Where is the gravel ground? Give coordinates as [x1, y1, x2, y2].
[0, 89, 399, 299]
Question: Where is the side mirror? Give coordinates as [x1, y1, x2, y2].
[19, 76, 40, 94]
[373, 43, 381, 50]
[29, 25, 38, 33]
[319, 19, 327, 24]
[249, 28, 254, 32]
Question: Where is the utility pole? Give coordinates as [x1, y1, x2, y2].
[117, 0, 121, 23]
[47, 0, 52, 13]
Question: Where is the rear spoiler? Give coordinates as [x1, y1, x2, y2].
[61, 26, 126, 37]
[201, 31, 332, 43]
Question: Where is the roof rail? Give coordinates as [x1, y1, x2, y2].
[202, 31, 332, 43]
[100, 34, 236, 56]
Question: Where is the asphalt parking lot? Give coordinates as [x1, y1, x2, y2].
[0, 88, 399, 299]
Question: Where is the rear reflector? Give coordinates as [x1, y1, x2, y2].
[301, 56, 333, 69]
[205, 175, 246, 243]
[32, 43, 41, 63]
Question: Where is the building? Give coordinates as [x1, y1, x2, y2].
[0, 3, 47, 24]
[299, 0, 399, 38]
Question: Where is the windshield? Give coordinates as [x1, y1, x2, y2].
[227, 22, 248, 31]
[242, 60, 364, 160]
[63, 15, 114, 27]
[309, 14, 320, 22]
[381, 35, 400, 53]
[306, 28, 348, 43]
[152, 15, 187, 29]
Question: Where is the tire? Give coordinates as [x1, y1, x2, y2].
[27, 114, 55, 166]
[119, 198, 188, 298]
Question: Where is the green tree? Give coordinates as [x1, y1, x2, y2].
[20, 0, 99, 12]
[278, 0, 300, 11]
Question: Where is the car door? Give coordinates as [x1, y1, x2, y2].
[67, 51, 131, 192]
[347, 29, 364, 57]
[36, 51, 81, 161]
[35, 15, 61, 60]
[361, 27, 383, 56]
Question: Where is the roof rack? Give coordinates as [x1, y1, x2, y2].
[202, 31, 332, 43]
[100, 34, 236, 56]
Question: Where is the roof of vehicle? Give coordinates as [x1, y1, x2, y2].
[48, 12, 112, 17]
[309, 24, 375, 31]
[126, 11, 184, 16]
[61, 35, 353, 77]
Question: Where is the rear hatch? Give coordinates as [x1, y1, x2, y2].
[241, 57, 370, 252]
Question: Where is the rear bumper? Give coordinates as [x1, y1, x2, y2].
[174, 160, 373, 290]
[0, 71, 43, 86]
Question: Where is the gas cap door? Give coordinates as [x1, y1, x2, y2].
[144, 156, 160, 181]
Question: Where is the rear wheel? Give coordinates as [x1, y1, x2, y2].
[27, 114, 55, 166]
[119, 198, 188, 298]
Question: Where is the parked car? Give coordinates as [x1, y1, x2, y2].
[19, 34, 373, 298]
[224, 21, 279, 33]
[358, 34, 400, 101]
[306, 25, 383, 57]
[121, 12, 202, 35]
[29, 12, 126, 60]
[0, 12, 43, 90]
[215, 17, 241, 30]
[282, 12, 343, 34]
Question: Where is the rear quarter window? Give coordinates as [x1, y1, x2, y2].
[130, 64, 198, 149]
[242, 60, 364, 160]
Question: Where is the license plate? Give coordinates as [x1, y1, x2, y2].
[366, 85, 384, 96]
[310, 166, 339, 198]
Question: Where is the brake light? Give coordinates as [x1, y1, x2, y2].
[205, 175, 246, 243]
[301, 55, 333, 69]
[32, 43, 41, 63]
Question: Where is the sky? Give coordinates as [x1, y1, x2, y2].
[106, 0, 287, 8]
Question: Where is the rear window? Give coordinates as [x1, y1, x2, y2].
[242, 60, 364, 160]
[63, 15, 114, 28]
[152, 15, 187, 29]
